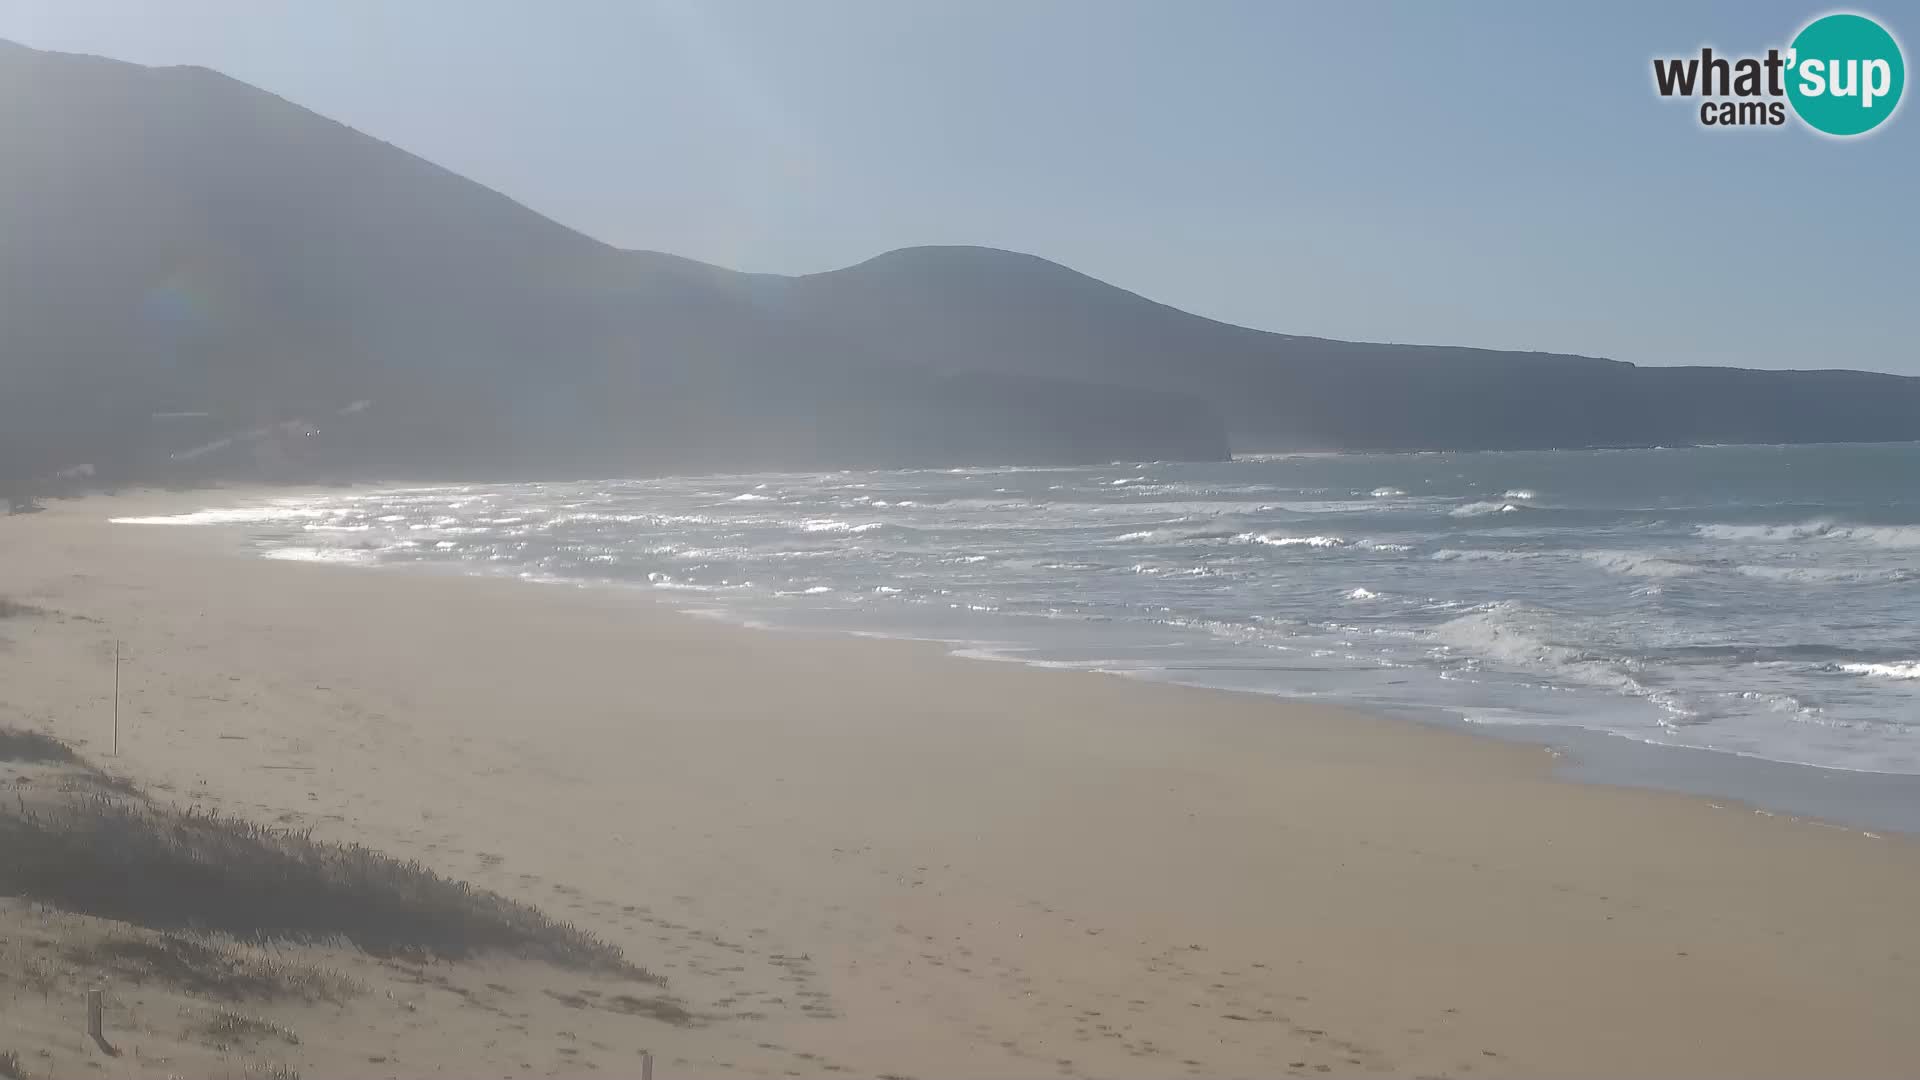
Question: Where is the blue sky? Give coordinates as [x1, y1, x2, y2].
[1, 1, 1913, 372]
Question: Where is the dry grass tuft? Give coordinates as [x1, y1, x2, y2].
[606, 991, 695, 1025]
[0, 727, 77, 765]
[0, 793, 642, 976]
[6, 953, 60, 997]
[198, 1007, 300, 1047]
[66, 931, 362, 1004]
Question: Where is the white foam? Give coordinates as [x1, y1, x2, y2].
[1235, 533, 1345, 548]
[1502, 489, 1538, 500]
[1837, 662, 1920, 680]
[1113, 523, 1243, 543]
[645, 572, 748, 592]
[729, 493, 772, 502]
[1130, 564, 1215, 577]
[1346, 587, 1381, 600]
[550, 511, 669, 525]
[1370, 487, 1407, 498]
[1429, 603, 1660, 707]
[111, 504, 327, 526]
[1450, 501, 1521, 518]
[260, 546, 378, 565]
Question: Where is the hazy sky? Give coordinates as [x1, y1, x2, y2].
[2, 1, 1914, 373]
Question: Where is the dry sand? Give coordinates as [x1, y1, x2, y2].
[3, 489, 1919, 1078]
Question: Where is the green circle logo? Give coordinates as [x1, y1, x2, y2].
[1786, 13, 1905, 136]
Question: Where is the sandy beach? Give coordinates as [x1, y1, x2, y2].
[4, 489, 1920, 1078]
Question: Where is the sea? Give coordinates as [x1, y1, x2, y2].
[117, 443, 1920, 818]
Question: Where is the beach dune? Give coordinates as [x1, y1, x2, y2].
[3, 491, 1918, 1077]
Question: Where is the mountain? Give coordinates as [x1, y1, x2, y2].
[3, 40, 1918, 495]
[0, 40, 1224, 491]
[778, 245, 1920, 452]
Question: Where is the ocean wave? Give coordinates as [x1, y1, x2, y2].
[1652, 643, 1909, 666]
[1345, 587, 1381, 600]
[1580, 550, 1699, 578]
[1056, 499, 1280, 520]
[1430, 548, 1531, 562]
[1733, 564, 1918, 585]
[1502, 489, 1538, 500]
[1370, 487, 1407, 498]
[1698, 521, 1920, 547]
[729, 492, 773, 502]
[1429, 603, 1668, 709]
[1268, 499, 1400, 514]
[1431, 603, 1569, 667]
[548, 511, 670, 526]
[1130, 564, 1216, 577]
[1154, 615, 1295, 648]
[1835, 661, 1920, 680]
[1234, 533, 1346, 548]
[1449, 500, 1522, 517]
[800, 519, 885, 534]
[1112, 523, 1244, 543]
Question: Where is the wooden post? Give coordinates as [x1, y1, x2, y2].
[86, 987, 103, 1040]
[640, 1050, 653, 1080]
[112, 640, 120, 756]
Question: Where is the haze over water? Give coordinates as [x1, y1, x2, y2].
[127, 443, 1920, 774]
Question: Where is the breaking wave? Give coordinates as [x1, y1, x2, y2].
[1580, 551, 1700, 578]
[1234, 533, 1346, 548]
[1837, 661, 1920, 681]
[1450, 500, 1522, 517]
[1698, 521, 1920, 548]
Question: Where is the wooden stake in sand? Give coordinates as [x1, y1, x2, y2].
[641, 1050, 654, 1080]
[111, 640, 120, 756]
[86, 987, 103, 1040]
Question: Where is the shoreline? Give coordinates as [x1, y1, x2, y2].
[123, 482, 1920, 835]
[7, 489, 1920, 1075]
